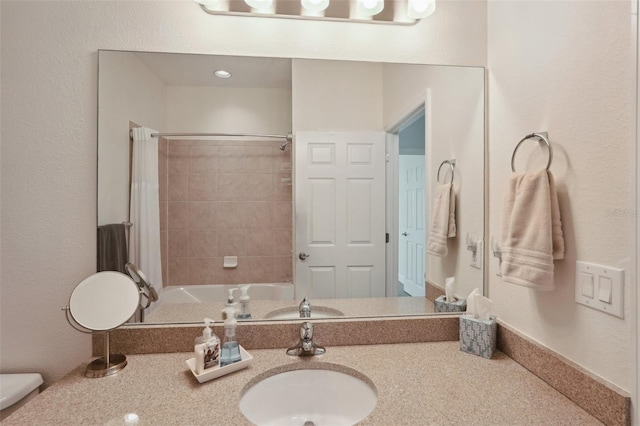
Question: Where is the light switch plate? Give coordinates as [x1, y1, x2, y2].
[575, 261, 624, 318]
[471, 241, 483, 269]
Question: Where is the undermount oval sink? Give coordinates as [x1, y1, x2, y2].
[239, 363, 377, 426]
[263, 306, 344, 320]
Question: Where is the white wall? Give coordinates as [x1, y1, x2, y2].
[166, 86, 292, 134]
[98, 51, 167, 225]
[0, 0, 487, 385]
[488, 1, 635, 391]
[292, 59, 384, 131]
[383, 64, 485, 301]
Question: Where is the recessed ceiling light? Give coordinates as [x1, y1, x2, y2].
[214, 70, 232, 79]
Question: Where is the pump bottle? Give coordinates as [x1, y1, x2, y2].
[237, 285, 251, 319]
[220, 307, 242, 367]
[194, 318, 220, 374]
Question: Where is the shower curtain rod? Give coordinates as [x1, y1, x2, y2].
[130, 130, 292, 142]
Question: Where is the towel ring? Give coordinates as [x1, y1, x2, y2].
[437, 159, 455, 184]
[511, 132, 553, 173]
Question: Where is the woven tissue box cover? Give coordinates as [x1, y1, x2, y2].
[434, 295, 467, 313]
[459, 315, 497, 359]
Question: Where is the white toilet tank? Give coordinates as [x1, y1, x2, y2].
[0, 373, 43, 420]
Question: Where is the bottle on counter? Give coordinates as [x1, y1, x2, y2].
[220, 307, 242, 367]
[194, 317, 220, 374]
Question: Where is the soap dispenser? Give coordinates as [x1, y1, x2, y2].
[224, 288, 238, 319]
[220, 307, 241, 367]
[194, 318, 220, 374]
[237, 285, 251, 320]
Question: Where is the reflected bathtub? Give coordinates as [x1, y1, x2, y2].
[158, 283, 295, 304]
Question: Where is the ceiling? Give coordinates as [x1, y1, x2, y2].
[133, 52, 292, 89]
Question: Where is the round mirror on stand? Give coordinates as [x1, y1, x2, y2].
[63, 272, 141, 378]
[125, 263, 158, 323]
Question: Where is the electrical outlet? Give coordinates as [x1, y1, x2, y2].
[471, 241, 483, 269]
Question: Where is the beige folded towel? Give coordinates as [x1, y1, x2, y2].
[501, 169, 564, 290]
[427, 183, 456, 257]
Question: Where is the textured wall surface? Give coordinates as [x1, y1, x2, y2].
[488, 1, 634, 391]
[0, 0, 487, 385]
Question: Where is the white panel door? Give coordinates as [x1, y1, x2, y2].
[398, 155, 426, 296]
[295, 131, 386, 299]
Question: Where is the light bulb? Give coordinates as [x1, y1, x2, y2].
[244, 0, 273, 10]
[301, 0, 329, 12]
[407, 0, 436, 18]
[214, 70, 232, 79]
[357, 0, 383, 16]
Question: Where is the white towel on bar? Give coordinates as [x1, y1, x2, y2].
[427, 183, 457, 257]
[501, 169, 564, 291]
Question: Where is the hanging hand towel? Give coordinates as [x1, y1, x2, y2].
[501, 169, 564, 291]
[97, 223, 128, 273]
[427, 183, 456, 257]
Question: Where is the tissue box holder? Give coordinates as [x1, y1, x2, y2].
[434, 295, 467, 313]
[459, 315, 497, 359]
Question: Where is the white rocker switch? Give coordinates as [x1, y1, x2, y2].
[598, 276, 613, 304]
[581, 273, 594, 299]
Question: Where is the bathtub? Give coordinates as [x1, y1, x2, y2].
[158, 283, 295, 305]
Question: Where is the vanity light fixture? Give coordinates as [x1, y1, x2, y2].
[357, 0, 384, 16]
[244, 0, 273, 10]
[214, 69, 232, 79]
[195, 0, 436, 25]
[301, 0, 329, 13]
[407, 0, 436, 18]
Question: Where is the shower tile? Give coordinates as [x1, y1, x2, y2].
[245, 202, 272, 229]
[189, 145, 218, 174]
[160, 230, 168, 286]
[217, 229, 246, 256]
[188, 202, 217, 229]
[216, 202, 246, 229]
[245, 229, 273, 256]
[168, 173, 188, 201]
[189, 258, 220, 285]
[272, 146, 292, 173]
[159, 201, 168, 231]
[168, 230, 189, 257]
[168, 257, 189, 286]
[219, 262, 245, 285]
[273, 173, 292, 201]
[244, 256, 274, 283]
[168, 145, 190, 174]
[158, 138, 168, 176]
[272, 228, 292, 256]
[168, 202, 188, 229]
[189, 230, 217, 258]
[188, 173, 217, 201]
[245, 146, 274, 174]
[217, 146, 247, 172]
[271, 201, 293, 228]
[273, 255, 293, 283]
[245, 174, 273, 201]
[217, 173, 245, 201]
[159, 174, 168, 202]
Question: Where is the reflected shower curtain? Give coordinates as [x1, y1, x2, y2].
[129, 127, 163, 289]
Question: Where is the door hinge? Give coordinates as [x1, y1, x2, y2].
[385, 153, 390, 163]
[386, 233, 390, 243]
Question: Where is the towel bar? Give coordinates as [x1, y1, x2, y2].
[511, 132, 553, 172]
[437, 159, 456, 184]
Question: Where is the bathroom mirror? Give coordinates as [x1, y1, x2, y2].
[98, 50, 485, 324]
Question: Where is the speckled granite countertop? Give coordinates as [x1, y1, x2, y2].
[4, 342, 601, 425]
[144, 297, 435, 324]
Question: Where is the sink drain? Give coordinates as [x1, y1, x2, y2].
[303, 421, 315, 426]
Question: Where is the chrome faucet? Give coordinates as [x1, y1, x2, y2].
[286, 322, 326, 356]
[299, 296, 311, 318]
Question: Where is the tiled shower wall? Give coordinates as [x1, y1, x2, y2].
[158, 138, 293, 287]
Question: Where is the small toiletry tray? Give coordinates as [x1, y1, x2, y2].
[186, 346, 253, 384]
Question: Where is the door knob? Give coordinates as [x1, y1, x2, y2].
[402, 232, 408, 236]
[298, 252, 310, 260]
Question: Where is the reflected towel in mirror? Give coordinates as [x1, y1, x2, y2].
[427, 183, 456, 257]
[97, 223, 128, 273]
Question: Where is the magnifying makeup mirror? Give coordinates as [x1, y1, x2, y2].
[63, 271, 140, 378]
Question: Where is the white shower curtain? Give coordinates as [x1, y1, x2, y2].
[129, 127, 163, 289]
